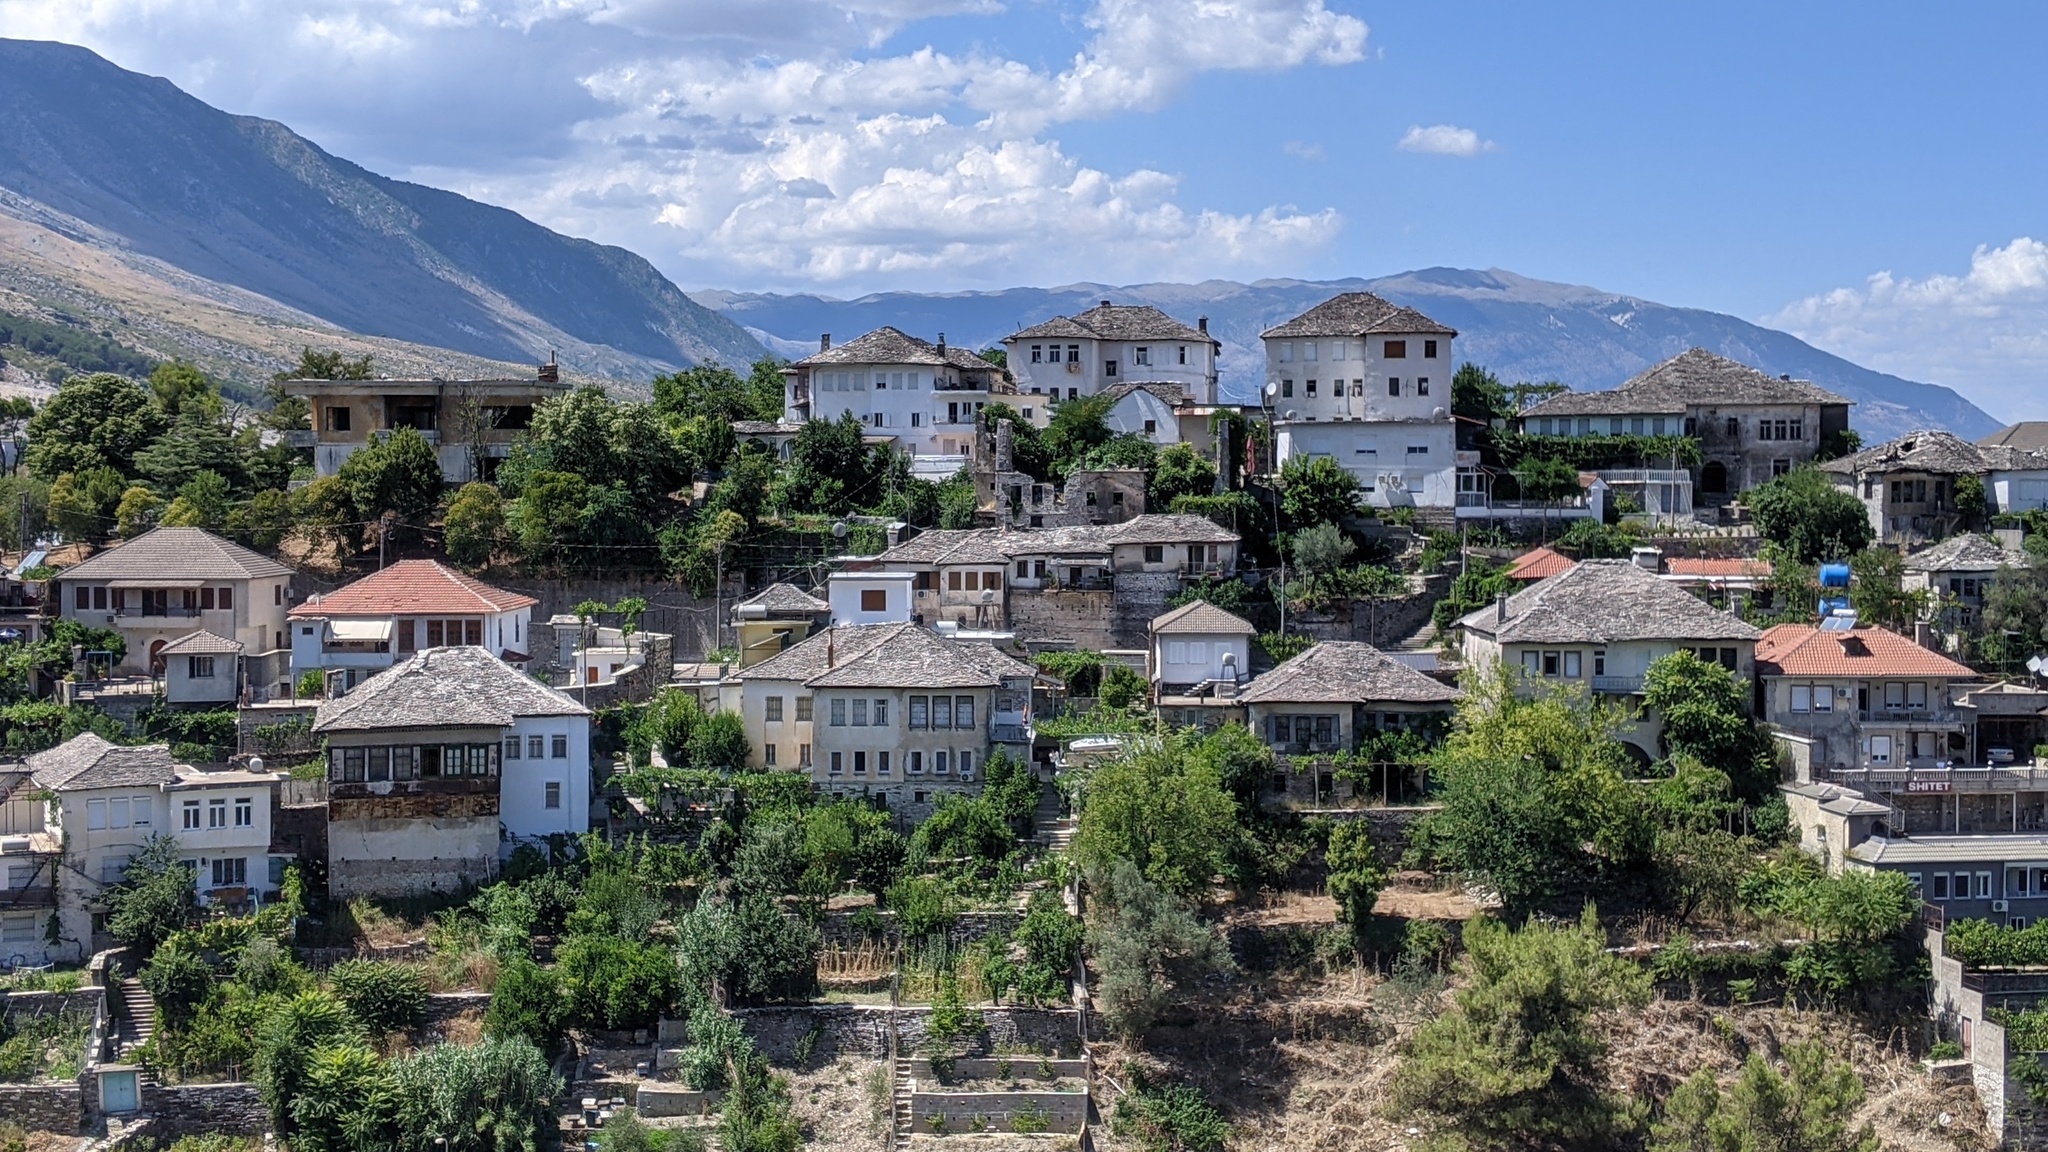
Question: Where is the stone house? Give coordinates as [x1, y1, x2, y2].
[783, 328, 1014, 472]
[1903, 533, 2028, 642]
[282, 364, 569, 484]
[312, 646, 591, 896]
[733, 583, 830, 668]
[1821, 430, 2048, 545]
[1003, 301, 1220, 407]
[1237, 641, 1463, 807]
[55, 527, 294, 690]
[159, 630, 243, 707]
[1148, 601, 1255, 722]
[1518, 348, 1853, 505]
[289, 559, 538, 691]
[1455, 559, 1762, 763]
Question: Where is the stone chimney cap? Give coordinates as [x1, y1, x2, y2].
[820, 333, 832, 351]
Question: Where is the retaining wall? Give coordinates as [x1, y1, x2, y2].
[909, 1089, 1088, 1132]
[635, 1085, 722, 1118]
[1, 988, 103, 1027]
[732, 1005, 1082, 1065]
[907, 1057, 1086, 1081]
[147, 1082, 268, 1136]
[0, 1082, 81, 1134]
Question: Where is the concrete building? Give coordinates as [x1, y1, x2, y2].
[1754, 621, 1980, 779]
[733, 583, 830, 668]
[730, 621, 1036, 821]
[56, 528, 294, 691]
[1903, 534, 2028, 645]
[1003, 301, 1220, 406]
[829, 572, 921, 628]
[1821, 430, 2048, 545]
[783, 328, 1014, 470]
[159, 630, 243, 707]
[1148, 601, 1255, 705]
[281, 364, 569, 484]
[313, 646, 591, 895]
[1259, 292, 1460, 510]
[1455, 559, 1762, 763]
[289, 560, 538, 689]
[27, 735, 285, 962]
[1518, 349, 1853, 505]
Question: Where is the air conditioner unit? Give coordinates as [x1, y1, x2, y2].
[0, 837, 30, 856]
[959, 769, 975, 782]
[1994, 900, 2011, 913]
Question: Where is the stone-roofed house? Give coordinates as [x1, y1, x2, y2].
[729, 621, 1037, 820]
[1259, 292, 1460, 510]
[288, 559, 538, 690]
[1981, 422, 2048, 453]
[784, 328, 1015, 471]
[1455, 558, 1762, 762]
[29, 734, 286, 959]
[1518, 348, 1853, 506]
[733, 583, 831, 668]
[56, 527, 295, 689]
[1237, 641, 1464, 808]
[1903, 533, 2030, 644]
[733, 420, 805, 460]
[1822, 430, 2048, 545]
[313, 646, 591, 895]
[1003, 300, 1220, 410]
[160, 630, 243, 706]
[1148, 602, 1255, 718]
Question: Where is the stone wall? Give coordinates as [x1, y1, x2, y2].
[909, 1089, 1088, 1132]
[818, 910, 1024, 949]
[0, 1082, 81, 1134]
[636, 1085, 722, 1118]
[907, 1057, 1087, 1081]
[733, 1006, 1083, 1065]
[1, 988, 102, 1027]
[147, 1082, 268, 1136]
[1109, 572, 1184, 649]
[571, 633, 677, 710]
[1006, 589, 1116, 653]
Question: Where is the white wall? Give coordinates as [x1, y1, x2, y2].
[1105, 389, 1185, 445]
[791, 362, 988, 457]
[1151, 632, 1249, 686]
[1262, 332, 1452, 424]
[1275, 421, 1457, 508]
[499, 714, 590, 846]
[165, 654, 238, 705]
[62, 576, 292, 674]
[829, 575, 916, 626]
[1991, 470, 2048, 514]
[1010, 337, 1216, 404]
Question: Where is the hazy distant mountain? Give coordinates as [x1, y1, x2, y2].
[0, 39, 765, 388]
[698, 269, 1999, 441]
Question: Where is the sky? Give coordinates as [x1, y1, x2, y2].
[1, 0, 2045, 418]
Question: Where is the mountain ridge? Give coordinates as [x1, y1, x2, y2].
[698, 269, 2000, 441]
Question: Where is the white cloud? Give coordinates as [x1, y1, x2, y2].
[0, 0, 1369, 291]
[1282, 140, 1325, 160]
[1767, 237, 2048, 421]
[1396, 124, 1495, 158]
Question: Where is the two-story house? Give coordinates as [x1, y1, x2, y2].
[1148, 601, 1254, 723]
[312, 646, 591, 895]
[1755, 619, 1981, 787]
[28, 734, 284, 961]
[1518, 349, 1853, 505]
[1903, 534, 2028, 645]
[1822, 431, 2048, 546]
[1003, 301, 1219, 406]
[1455, 559, 1762, 764]
[288, 559, 538, 689]
[730, 620, 1036, 822]
[57, 528, 294, 691]
[733, 584, 831, 667]
[784, 328, 1014, 470]
[1260, 292, 1460, 508]
[282, 364, 570, 484]
[1239, 641, 1464, 805]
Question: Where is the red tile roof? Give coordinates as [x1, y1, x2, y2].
[1664, 557, 1773, 579]
[1754, 623, 1978, 679]
[1506, 547, 1575, 581]
[289, 560, 537, 618]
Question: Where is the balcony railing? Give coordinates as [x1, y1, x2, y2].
[1819, 763, 2048, 793]
[1591, 675, 1644, 694]
[1857, 708, 1965, 725]
[989, 723, 1031, 745]
[112, 607, 210, 619]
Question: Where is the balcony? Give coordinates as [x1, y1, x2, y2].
[1857, 708, 1965, 726]
[1819, 763, 2048, 794]
[1182, 561, 1230, 577]
[1591, 675, 1644, 694]
[989, 723, 1031, 745]
[374, 428, 440, 446]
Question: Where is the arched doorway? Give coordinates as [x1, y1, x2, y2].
[148, 639, 168, 677]
[1700, 460, 1729, 495]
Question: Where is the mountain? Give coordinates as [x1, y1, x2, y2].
[697, 269, 2000, 442]
[0, 39, 765, 393]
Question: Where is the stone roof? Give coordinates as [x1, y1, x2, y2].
[1902, 534, 2026, 574]
[1261, 292, 1457, 339]
[1007, 303, 1214, 345]
[312, 646, 588, 733]
[873, 529, 1013, 566]
[289, 560, 536, 619]
[1457, 559, 1762, 645]
[741, 621, 1034, 689]
[735, 583, 830, 616]
[1238, 642, 1464, 706]
[733, 421, 804, 436]
[1150, 601, 1255, 636]
[1754, 623, 1979, 679]
[1981, 422, 2048, 453]
[1521, 349, 1852, 419]
[1505, 547, 1575, 581]
[794, 327, 994, 374]
[158, 630, 242, 655]
[1102, 382, 1189, 408]
[1818, 430, 2048, 477]
[60, 527, 294, 582]
[28, 734, 180, 791]
[874, 515, 1239, 566]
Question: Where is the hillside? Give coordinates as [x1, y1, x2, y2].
[0, 38, 766, 391]
[698, 269, 2000, 441]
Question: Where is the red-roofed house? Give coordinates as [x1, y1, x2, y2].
[1754, 622, 1980, 779]
[1505, 546, 1574, 582]
[288, 561, 538, 688]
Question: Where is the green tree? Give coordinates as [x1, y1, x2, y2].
[1099, 663, 1147, 710]
[685, 710, 751, 774]
[1278, 454, 1360, 527]
[1085, 860, 1233, 1039]
[1074, 732, 1247, 895]
[513, 470, 590, 564]
[1044, 393, 1115, 474]
[388, 1036, 562, 1152]
[1451, 363, 1512, 423]
[228, 488, 295, 550]
[911, 794, 1013, 863]
[159, 470, 233, 532]
[147, 361, 222, 421]
[978, 404, 1054, 480]
[104, 834, 196, 957]
[339, 426, 443, 531]
[290, 1043, 397, 1152]
[1650, 1040, 1878, 1152]
[780, 413, 881, 514]
[1149, 443, 1217, 506]
[47, 466, 126, 544]
[292, 474, 365, 556]
[654, 360, 784, 426]
[1289, 522, 1355, 590]
[277, 348, 374, 381]
[256, 990, 358, 1140]
[938, 473, 980, 528]
[1983, 550, 2048, 672]
[1325, 822, 1388, 931]
[445, 482, 508, 567]
[24, 373, 167, 480]
[484, 957, 569, 1052]
[1387, 908, 1651, 1150]
[1513, 455, 1581, 534]
[1747, 468, 1873, 564]
[719, 1051, 803, 1152]
[674, 895, 822, 1006]
[1848, 546, 1930, 631]
[556, 934, 681, 1031]
[329, 959, 429, 1036]
[133, 409, 245, 494]
[1643, 651, 1774, 797]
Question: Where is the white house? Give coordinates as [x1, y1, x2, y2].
[1148, 601, 1255, 697]
[829, 572, 920, 628]
[1259, 293, 1460, 509]
[289, 560, 538, 689]
[784, 328, 1014, 467]
[56, 528, 294, 692]
[160, 630, 243, 707]
[1003, 302, 1220, 407]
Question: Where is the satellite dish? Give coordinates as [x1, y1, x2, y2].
[2029, 654, 2047, 676]
[1283, 410, 1297, 420]
[1432, 406, 1447, 420]
[1263, 381, 1278, 399]
[831, 521, 849, 539]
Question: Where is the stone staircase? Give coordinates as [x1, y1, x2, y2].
[891, 1052, 915, 1147]
[1034, 781, 1077, 851]
[117, 978, 155, 1060]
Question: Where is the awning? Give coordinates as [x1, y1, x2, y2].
[108, 578, 204, 589]
[327, 619, 395, 642]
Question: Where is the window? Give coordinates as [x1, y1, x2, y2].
[187, 655, 216, 679]
[1306, 380, 1317, 398]
[799, 743, 812, 766]
[1067, 345, 1080, 363]
[200, 587, 215, 610]
[1134, 346, 1151, 366]
[1563, 652, 1581, 677]
[1407, 445, 1429, 456]
[85, 799, 105, 831]
[852, 751, 867, 775]
[1908, 681, 1928, 708]
[1978, 873, 1994, 899]
[1791, 685, 1811, 713]
[1279, 341, 1293, 362]
[796, 697, 813, 722]
[1543, 651, 1560, 677]
[211, 858, 247, 887]
[545, 782, 562, 810]
[1178, 345, 1188, 364]
[1418, 377, 1430, 396]
[829, 751, 844, 775]
[909, 751, 924, 774]
[1104, 360, 1118, 377]
[1869, 735, 1893, 765]
[1302, 341, 1317, 362]
[1813, 686, 1833, 712]
[551, 734, 568, 759]
[873, 698, 889, 726]
[766, 696, 784, 722]
[1593, 650, 1606, 676]
[851, 698, 868, 726]
[326, 406, 351, 432]
[1424, 339, 1438, 358]
[1932, 873, 1951, 900]
[399, 620, 417, 652]
[0, 916, 31, 945]
[1388, 377, 1401, 397]
[878, 751, 891, 776]
[1143, 419, 1156, 434]
[934, 751, 950, 774]
[764, 744, 777, 767]
[959, 751, 975, 777]
[830, 698, 847, 726]
[861, 589, 887, 612]
[182, 800, 200, 830]
[933, 697, 952, 728]
[109, 798, 130, 829]
[234, 797, 252, 828]
[910, 696, 931, 728]
[505, 735, 521, 760]
[1031, 345, 1042, 363]
[954, 696, 975, 728]
[208, 798, 227, 829]
[1385, 340, 1407, 358]
[948, 571, 962, 592]
[1522, 650, 1540, 676]
[528, 735, 545, 759]
[1144, 545, 1164, 564]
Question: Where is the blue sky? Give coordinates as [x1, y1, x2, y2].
[2, 0, 2044, 416]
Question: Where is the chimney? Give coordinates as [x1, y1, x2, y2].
[826, 630, 835, 668]
[1100, 299, 1111, 308]
[937, 332, 947, 357]
[1198, 315, 1209, 334]
[537, 352, 558, 384]
[820, 333, 832, 352]
[1495, 593, 1509, 623]
[1631, 545, 1663, 571]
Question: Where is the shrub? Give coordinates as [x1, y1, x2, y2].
[484, 957, 569, 1052]
[328, 959, 428, 1036]
[557, 935, 681, 1031]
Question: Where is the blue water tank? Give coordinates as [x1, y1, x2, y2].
[1818, 563, 1852, 589]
